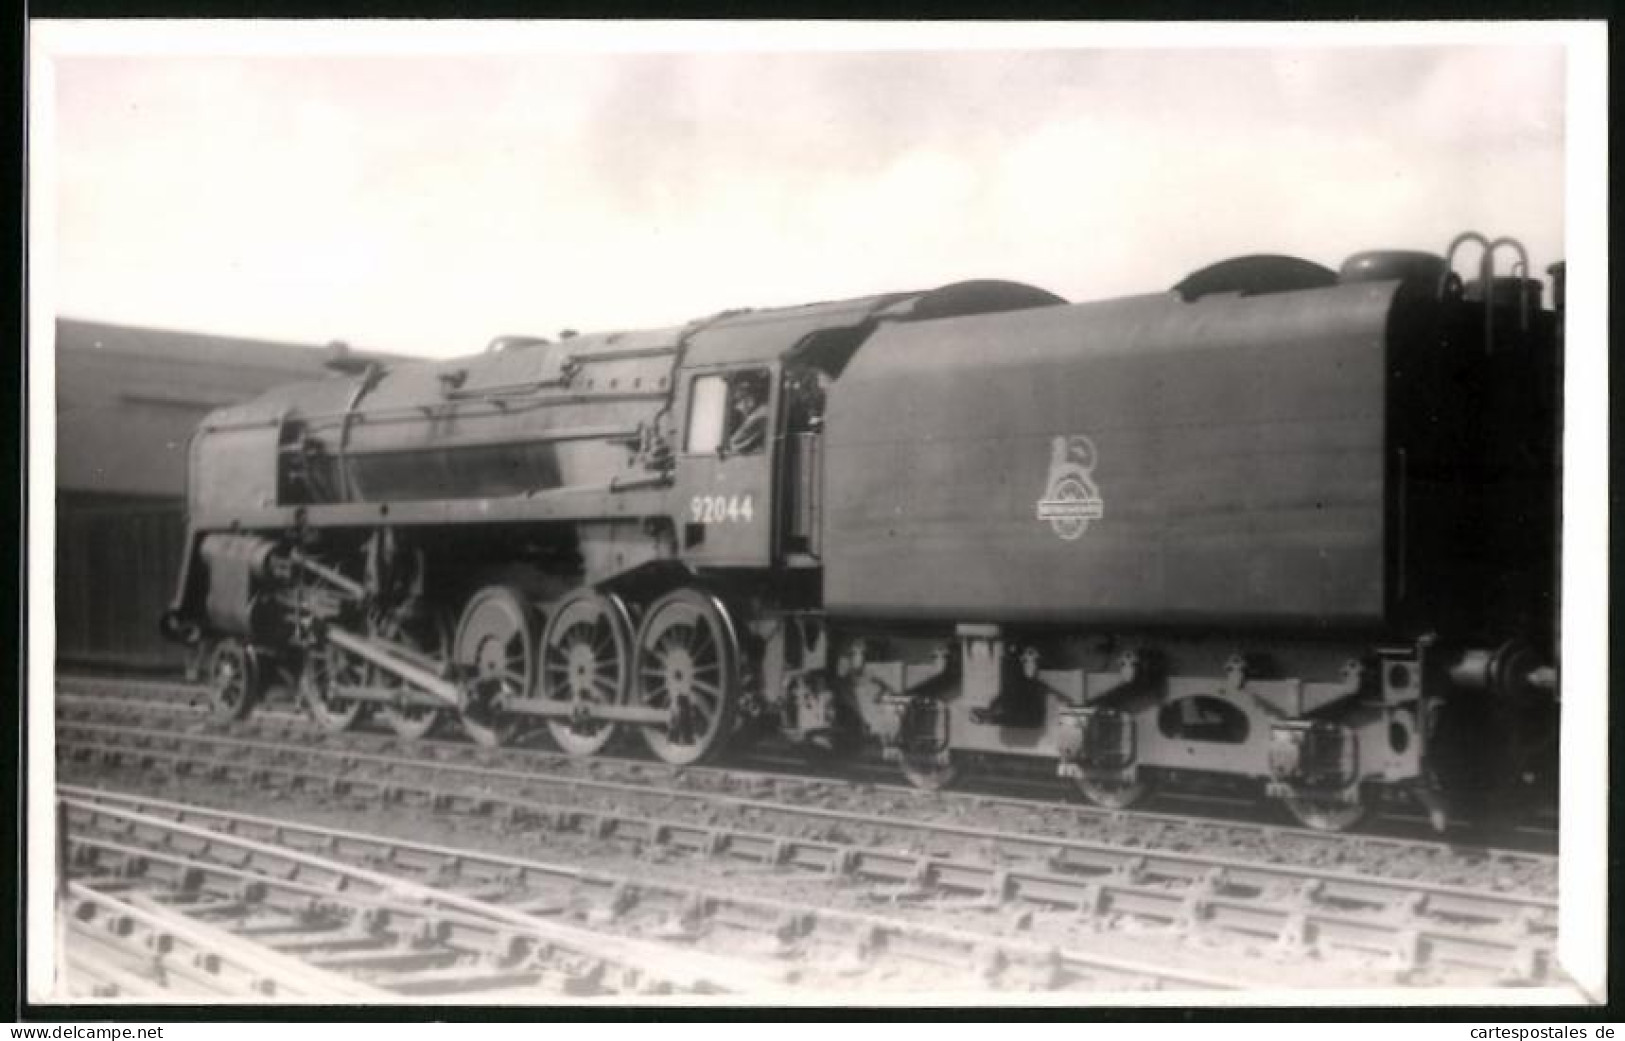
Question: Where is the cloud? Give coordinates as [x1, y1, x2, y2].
[46, 44, 1568, 356]
[1408, 47, 1565, 147]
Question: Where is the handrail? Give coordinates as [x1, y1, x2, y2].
[1439, 230, 1532, 354]
[335, 363, 387, 501]
[1489, 236, 1532, 333]
[443, 376, 572, 399]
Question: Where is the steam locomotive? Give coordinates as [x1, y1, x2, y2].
[161, 231, 1561, 832]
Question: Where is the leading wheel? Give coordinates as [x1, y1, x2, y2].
[541, 589, 633, 757]
[374, 612, 452, 741]
[205, 638, 261, 722]
[454, 585, 534, 748]
[1071, 772, 1152, 811]
[633, 589, 740, 766]
[300, 642, 369, 732]
[1283, 793, 1369, 832]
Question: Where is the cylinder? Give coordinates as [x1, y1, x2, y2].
[199, 535, 278, 636]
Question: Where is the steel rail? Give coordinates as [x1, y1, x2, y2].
[57, 717, 1559, 919]
[65, 834, 671, 998]
[61, 784, 1251, 993]
[65, 881, 389, 1000]
[59, 691, 312, 728]
[54, 680, 1559, 869]
[61, 793, 797, 997]
[58, 727, 1555, 983]
[64, 944, 178, 1000]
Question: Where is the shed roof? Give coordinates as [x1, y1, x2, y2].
[54, 318, 404, 497]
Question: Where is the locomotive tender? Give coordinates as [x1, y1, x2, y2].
[161, 231, 1560, 831]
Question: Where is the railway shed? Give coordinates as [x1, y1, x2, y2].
[55, 318, 401, 671]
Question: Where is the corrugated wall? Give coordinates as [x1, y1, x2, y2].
[56, 492, 187, 671]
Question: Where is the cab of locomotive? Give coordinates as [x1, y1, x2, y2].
[671, 362, 780, 566]
[669, 359, 835, 569]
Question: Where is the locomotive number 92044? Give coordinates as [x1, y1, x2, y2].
[690, 494, 756, 524]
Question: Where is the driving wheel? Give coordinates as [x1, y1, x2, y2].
[541, 589, 633, 757]
[454, 585, 535, 748]
[633, 589, 740, 766]
[300, 641, 369, 732]
[374, 611, 452, 741]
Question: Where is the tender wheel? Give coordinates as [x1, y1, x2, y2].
[633, 589, 740, 766]
[374, 612, 451, 741]
[454, 585, 535, 748]
[896, 697, 956, 792]
[1071, 772, 1151, 811]
[1283, 793, 1369, 832]
[541, 589, 633, 757]
[300, 642, 369, 732]
[205, 639, 261, 722]
[899, 751, 958, 792]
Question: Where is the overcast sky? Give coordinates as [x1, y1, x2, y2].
[38, 27, 1569, 358]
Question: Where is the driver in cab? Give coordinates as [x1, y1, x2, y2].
[723, 375, 768, 456]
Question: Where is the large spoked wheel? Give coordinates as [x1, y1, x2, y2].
[454, 585, 535, 748]
[1071, 772, 1152, 811]
[205, 638, 261, 722]
[300, 642, 370, 732]
[1283, 793, 1369, 833]
[633, 589, 740, 766]
[374, 612, 452, 741]
[541, 589, 633, 757]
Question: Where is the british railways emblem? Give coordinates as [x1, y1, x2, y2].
[1035, 434, 1104, 541]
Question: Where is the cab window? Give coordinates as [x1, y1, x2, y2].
[685, 376, 729, 454]
[686, 369, 771, 456]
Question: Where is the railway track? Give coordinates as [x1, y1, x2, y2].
[56, 676, 1560, 886]
[59, 791, 800, 999]
[58, 715, 1559, 987]
[59, 786, 1246, 998]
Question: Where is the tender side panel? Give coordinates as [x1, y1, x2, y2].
[823, 282, 1402, 626]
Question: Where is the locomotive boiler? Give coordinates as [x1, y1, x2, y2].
[161, 230, 1560, 831]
